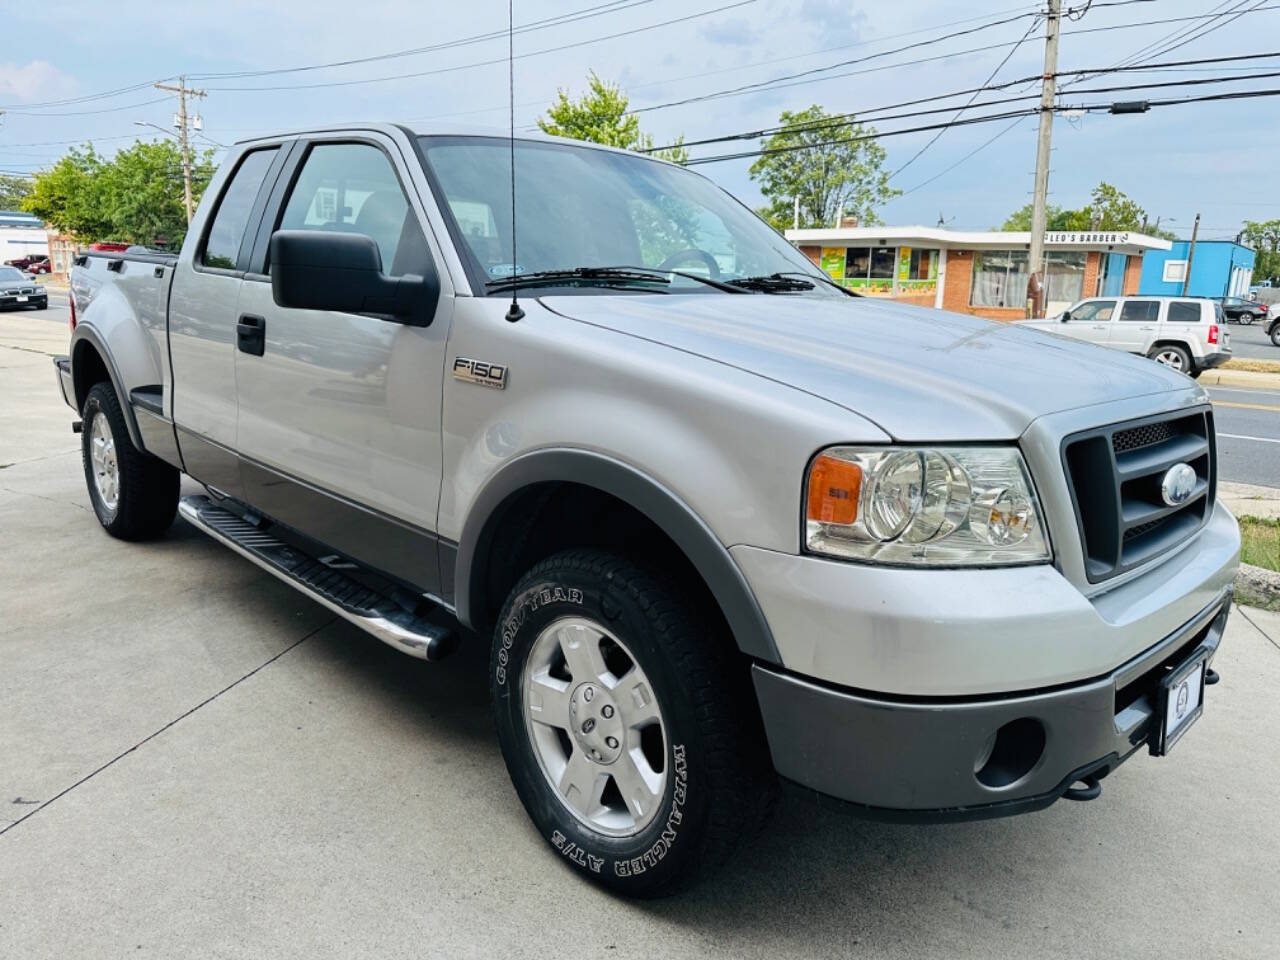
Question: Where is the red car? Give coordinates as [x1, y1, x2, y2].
[4, 254, 50, 274]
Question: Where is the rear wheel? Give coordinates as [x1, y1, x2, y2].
[490, 550, 776, 897]
[1240, 312, 1255, 326]
[1149, 344, 1191, 374]
[81, 381, 179, 540]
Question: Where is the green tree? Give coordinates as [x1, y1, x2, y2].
[21, 146, 111, 240]
[0, 174, 32, 211]
[537, 71, 688, 163]
[1242, 219, 1280, 282]
[748, 105, 899, 231]
[999, 182, 1157, 234]
[21, 140, 214, 247]
[1000, 202, 1088, 231]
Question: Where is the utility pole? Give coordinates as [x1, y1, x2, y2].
[154, 77, 206, 224]
[1182, 212, 1200, 297]
[1026, 0, 1061, 318]
[793, 195, 800, 230]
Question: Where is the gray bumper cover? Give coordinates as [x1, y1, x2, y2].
[753, 591, 1231, 820]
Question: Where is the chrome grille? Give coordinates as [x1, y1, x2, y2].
[1062, 409, 1215, 583]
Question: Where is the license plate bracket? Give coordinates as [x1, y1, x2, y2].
[1150, 648, 1208, 756]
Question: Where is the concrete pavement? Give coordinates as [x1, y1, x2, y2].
[2, 311, 1280, 959]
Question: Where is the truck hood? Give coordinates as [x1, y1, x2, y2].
[541, 294, 1199, 440]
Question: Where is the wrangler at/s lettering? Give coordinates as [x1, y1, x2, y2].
[57, 122, 1239, 897]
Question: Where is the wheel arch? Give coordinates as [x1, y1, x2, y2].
[71, 328, 144, 448]
[452, 449, 781, 665]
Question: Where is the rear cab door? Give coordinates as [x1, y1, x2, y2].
[169, 141, 293, 497]
[1111, 297, 1161, 353]
[232, 129, 455, 597]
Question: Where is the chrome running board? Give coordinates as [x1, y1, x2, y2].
[178, 495, 456, 661]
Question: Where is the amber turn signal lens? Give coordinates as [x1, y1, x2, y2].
[807, 454, 862, 525]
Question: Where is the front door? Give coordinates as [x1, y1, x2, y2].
[233, 135, 451, 595]
[1060, 299, 1117, 345]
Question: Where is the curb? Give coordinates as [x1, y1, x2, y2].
[1198, 368, 1280, 389]
[1236, 562, 1280, 613]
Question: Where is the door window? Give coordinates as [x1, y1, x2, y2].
[1119, 300, 1160, 323]
[277, 142, 427, 277]
[1167, 301, 1202, 323]
[202, 148, 278, 270]
[1068, 300, 1115, 322]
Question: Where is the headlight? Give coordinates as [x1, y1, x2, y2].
[805, 446, 1050, 566]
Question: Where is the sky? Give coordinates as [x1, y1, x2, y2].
[1, 0, 1276, 241]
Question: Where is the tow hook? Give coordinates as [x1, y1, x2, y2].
[1205, 668, 1220, 686]
[71, 420, 83, 434]
[1063, 776, 1102, 802]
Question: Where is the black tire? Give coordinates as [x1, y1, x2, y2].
[490, 549, 776, 897]
[81, 381, 179, 540]
[1271, 324, 1280, 347]
[1148, 344, 1192, 374]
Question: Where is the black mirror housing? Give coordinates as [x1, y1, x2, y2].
[270, 230, 438, 326]
[1060, 310, 1071, 323]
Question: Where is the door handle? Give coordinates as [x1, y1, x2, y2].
[237, 314, 266, 357]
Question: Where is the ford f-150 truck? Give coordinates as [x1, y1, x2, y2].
[57, 124, 1239, 897]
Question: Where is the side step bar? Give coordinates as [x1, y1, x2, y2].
[178, 495, 455, 661]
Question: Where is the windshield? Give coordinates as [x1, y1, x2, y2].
[0, 267, 26, 282]
[419, 136, 833, 295]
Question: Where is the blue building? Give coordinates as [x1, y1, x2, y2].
[1139, 240, 1255, 299]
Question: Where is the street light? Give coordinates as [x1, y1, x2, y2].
[134, 120, 177, 141]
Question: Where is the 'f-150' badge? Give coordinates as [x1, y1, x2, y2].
[453, 357, 508, 390]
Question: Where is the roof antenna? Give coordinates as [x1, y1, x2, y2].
[504, 0, 524, 323]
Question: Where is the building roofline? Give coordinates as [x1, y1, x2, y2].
[784, 224, 1173, 254]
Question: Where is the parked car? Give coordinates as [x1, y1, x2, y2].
[0, 265, 48, 311]
[1220, 296, 1268, 325]
[1268, 313, 1280, 347]
[56, 125, 1239, 896]
[4, 254, 50, 274]
[1020, 296, 1230, 377]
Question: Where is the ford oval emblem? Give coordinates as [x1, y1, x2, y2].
[1160, 463, 1197, 507]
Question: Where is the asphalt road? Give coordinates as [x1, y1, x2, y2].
[1223, 317, 1279, 360]
[1208, 384, 1280, 487]
[2, 309, 1280, 959]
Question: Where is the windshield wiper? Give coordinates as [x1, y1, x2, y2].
[485, 266, 672, 292]
[773, 270, 860, 297]
[725, 273, 817, 293]
[484, 265, 748, 294]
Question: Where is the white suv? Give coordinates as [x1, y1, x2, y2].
[1021, 296, 1231, 377]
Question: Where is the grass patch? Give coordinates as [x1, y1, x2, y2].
[1223, 357, 1280, 374]
[1239, 515, 1280, 572]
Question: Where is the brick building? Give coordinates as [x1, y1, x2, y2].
[785, 226, 1170, 319]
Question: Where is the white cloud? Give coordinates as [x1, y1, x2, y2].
[0, 60, 78, 103]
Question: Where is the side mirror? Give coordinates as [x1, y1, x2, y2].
[1060, 310, 1071, 323]
[270, 230, 438, 327]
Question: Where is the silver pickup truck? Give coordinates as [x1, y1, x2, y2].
[57, 124, 1239, 896]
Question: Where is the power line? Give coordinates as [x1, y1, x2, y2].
[897, 118, 1031, 196]
[681, 85, 1280, 166]
[2, 97, 169, 118]
[631, 3, 1280, 115]
[188, 0, 657, 80]
[202, 1, 757, 92]
[889, 15, 1042, 178]
[643, 50, 1280, 153]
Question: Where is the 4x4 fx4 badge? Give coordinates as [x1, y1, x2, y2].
[453, 357, 508, 390]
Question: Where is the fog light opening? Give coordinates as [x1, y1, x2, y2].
[974, 717, 1046, 789]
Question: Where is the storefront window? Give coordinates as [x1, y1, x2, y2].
[905, 248, 937, 280]
[971, 251, 1029, 308]
[971, 250, 1086, 309]
[1045, 251, 1086, 304]
[870, 246, 895, 279]
[845, 246, 870, 278]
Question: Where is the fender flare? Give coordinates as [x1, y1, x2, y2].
[71, 325, 144, 449]
[453, 448, 781, 664]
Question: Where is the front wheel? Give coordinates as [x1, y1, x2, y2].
[490, 550, 776, 896]
[81, 381, 179, 540]
[1149, 344, 1192, 374]
[1271, 324, 1280, 347]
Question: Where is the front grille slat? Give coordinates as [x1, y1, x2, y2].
[1062, 409, 1215, 583]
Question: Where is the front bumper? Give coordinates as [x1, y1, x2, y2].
[753, 593, 1230, 819]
